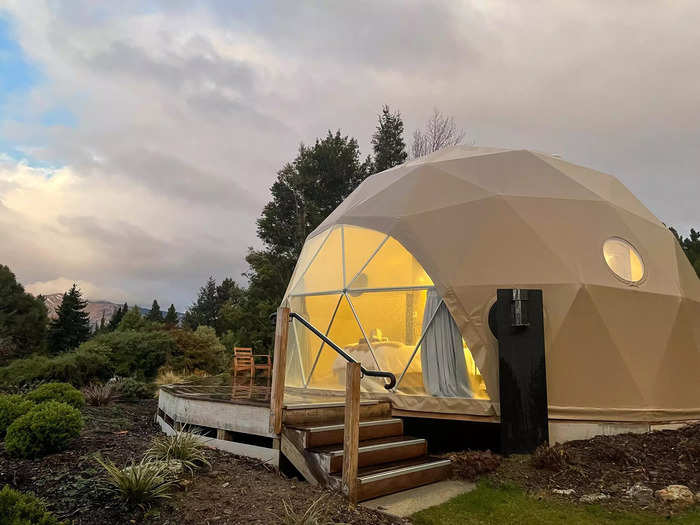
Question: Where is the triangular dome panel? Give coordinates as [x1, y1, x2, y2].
[290, 226, 343, 295]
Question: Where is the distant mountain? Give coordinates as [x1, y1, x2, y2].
[43, 293, 183, 327]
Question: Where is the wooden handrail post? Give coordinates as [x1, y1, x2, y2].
[342, 361, 361, 504]
[269, 306, 290, 434]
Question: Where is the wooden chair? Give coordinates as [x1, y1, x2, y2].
[231, 347, 272, 400]
[253, 352, 272, 400]
[232, 347, 254, 397]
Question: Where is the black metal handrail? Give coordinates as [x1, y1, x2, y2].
[289, 312, 396, 390]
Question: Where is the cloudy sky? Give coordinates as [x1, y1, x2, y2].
[1, 1, 698, 310]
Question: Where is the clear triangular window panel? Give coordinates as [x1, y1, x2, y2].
[307, 294, 374, 389]
[348, 236, 433, 290]
[346, 289, 428, 376]
[289, 294, 342, 384]
[284, 229, 330, 298]
[342, 225, 388, 287]
[290, 226, 343, 295]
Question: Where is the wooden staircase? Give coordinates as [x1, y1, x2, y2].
[281, 399, 451, 502]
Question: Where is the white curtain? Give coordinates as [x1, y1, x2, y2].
[420, 289, 473, 397]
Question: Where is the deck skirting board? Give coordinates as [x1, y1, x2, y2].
[156, 415, 280, 466]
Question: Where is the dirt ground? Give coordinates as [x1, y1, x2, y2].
[0, 400, 402, 525]
[448, 422, 700, 513]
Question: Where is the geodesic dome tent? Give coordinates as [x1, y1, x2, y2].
[281, 146, 700, 422]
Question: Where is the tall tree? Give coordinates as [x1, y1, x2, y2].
[411, 108, 466, 158]
[670, 227, 700, 277]
[147, 299, 164, 323]
[372, 105, 407, 172]
[243, 130, 373, 350]
[106, 306, 123, 331]
[118, 305, 147, 331]
[164, 304, 179, 326]
[256, 130, 373, 262]
[0, 264, 49, 363]
[47, 284, 91, 354]
[184, 277, 219, 330]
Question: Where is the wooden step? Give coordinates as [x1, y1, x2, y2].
[331, 457, 452, 502]
[311, 436, 427, 474]
[286, 418, 403, 448]
[282, 399, 391, 427]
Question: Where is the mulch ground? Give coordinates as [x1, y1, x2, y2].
[0, 400, 402, 524]
[447, 422, 700, 513]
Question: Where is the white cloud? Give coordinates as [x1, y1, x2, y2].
[0, 0, 699, 309]
[24, 277, 127, 304]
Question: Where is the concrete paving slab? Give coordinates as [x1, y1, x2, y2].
[361, 480, 475, 517]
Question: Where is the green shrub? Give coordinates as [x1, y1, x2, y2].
[0, 394, 35, 438]
[114, 378, 154, 401]
[5, 401, 83, 458]
[26, 383, 85, 409]
[0, 349, 112, 388]
[169, 326, 227, 374]
[83, 331, 175, 380]
[95, 456, 176, 507]
[0, 485, 64, 525]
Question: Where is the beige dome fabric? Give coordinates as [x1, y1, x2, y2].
[304, 146, 700, 422]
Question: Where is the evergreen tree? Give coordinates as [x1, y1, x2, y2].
[670, 227, 700, 277]
[147, 299, 164, 322]
[372, 105, 407, 172]
[0, 264, 49, 363]
[164, 304, 179, 326]
[118, 305, 147, 331]
[47, 284, 91, 354]
[99, 313, 106, 332]
[184, 277, 219, 330]
[106, 306, 123, 331]
[242, 130, 373, 350]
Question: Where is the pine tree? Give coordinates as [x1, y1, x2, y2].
[164, 304, 179, 326]
[372, 105, 407, 173]
[184, 277, 219, 330]
[118, 305, 146, 331]
[147, 299, 164, 322]
[47, 284, 91, 354]
[0, 264, 49, 363]
[106, 306, 122, 331]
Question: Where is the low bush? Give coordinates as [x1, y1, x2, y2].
[82, 331, 174, 380]
[26, 382, 85, 409]
[95, 456, 176, 507]
[114, 378, 154, 401]
[145, 430, 211, 472]
[5, 401, 83, 458]
[0, 349, 112, 387]
[0, 485, 64, 525]
[0, 394, 35, 438]
[169, 327, 227, 375]
[82, 383, 118, 406]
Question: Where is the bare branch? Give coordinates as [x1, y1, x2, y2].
[411, 108, 467, 158]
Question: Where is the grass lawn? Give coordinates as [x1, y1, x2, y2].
[412, 483, 700, 525]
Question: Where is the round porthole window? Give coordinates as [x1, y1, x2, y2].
[603, 238, 645, 283]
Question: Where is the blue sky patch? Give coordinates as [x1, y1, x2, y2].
[0, 16, 40, 97]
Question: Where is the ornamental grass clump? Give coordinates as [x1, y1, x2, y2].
[145, 429, 211, 473]
[82, 382, 118, 406]
[5, 401, 83, 458]
[26, 382, 85, 409]
[95, 456, 176, 507]
[0, 394, 35, 438]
